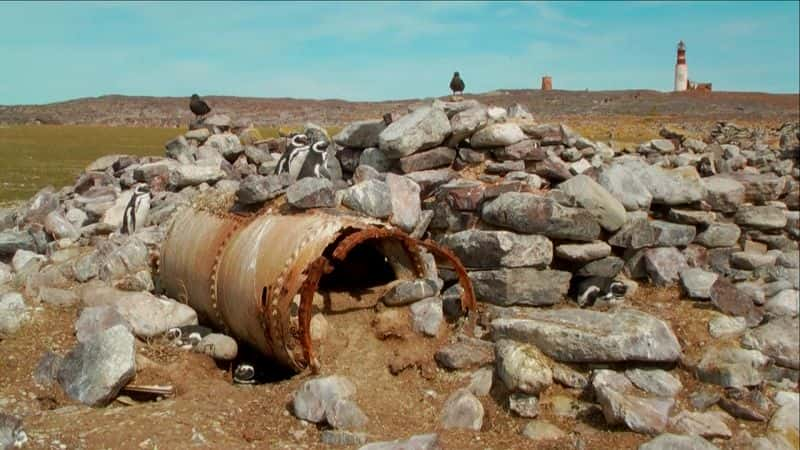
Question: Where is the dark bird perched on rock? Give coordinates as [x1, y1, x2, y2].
[189, 94, 211, 119]
[450, 72, 465, 96]
[570, 276, 628, 307]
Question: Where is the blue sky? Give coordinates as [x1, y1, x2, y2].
[1, 1, 798, 105]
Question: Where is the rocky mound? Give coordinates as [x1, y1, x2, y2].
[1, 101, 798, 449]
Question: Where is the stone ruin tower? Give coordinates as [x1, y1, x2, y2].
[674, 40, 688, 92]
[541, 76, 552, 90]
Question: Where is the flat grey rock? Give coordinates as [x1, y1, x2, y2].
[668, 410, 731, 439]
[559, 174, 627, 231]
[440, 388, 483, 431]
[327, 398, 368, 431]
[735, 205, 787, 230]
[521, 420, 566, 442]
[593, 369, 674, 434]
[469, 268, 570, 306]
[598, 164, 653, 211]
[292, 375, 356, 423]
[555, 241, 611, 263]
[696, 345, 770, 388]
[708, 314, 747, 338]
[341, 179, 392, 219]
[651, 221, 696, 247]
[694, 223, 741, 248]
[410, 297, 443, 337]
[471, 123, 526, 148]
[333, 119, 386, 149]
[703, 175, 746, 213]
[742, 317, 799, 369]
[434, 336, 495, 370]
[75, 306, 132, 343]
[385, 174, 421, 232]
[679, 268, 718, 300]
[624, 368, 682, 397]
[440, 230, 552, 269]
[378, 106, 451, 158]
[286, 177, 335, 209]
[644, 247, 688, 286]
[764, 289, 799, 318]
[482, 192, 601, 242]
[57, 325, 136, 406]
[491, 308, 681, 363]
[382, 279, 439, 306]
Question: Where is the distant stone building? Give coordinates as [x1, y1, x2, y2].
[541, 76, 552, 91]
[688, 80, 713, 92]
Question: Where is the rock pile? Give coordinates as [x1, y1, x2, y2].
[0, 104, 798, 448]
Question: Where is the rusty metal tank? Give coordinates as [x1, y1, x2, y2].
[160, 206, 475, 373]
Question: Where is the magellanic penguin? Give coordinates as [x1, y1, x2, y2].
[450, 72, 465, 96]
[275, 133, 310, 176]
[165, 325, 214, 350]
[297, 140, 330, 180]
[189, 94, 211, 119]
[121, 184, 150, 235]
[572, 276, 628, 307]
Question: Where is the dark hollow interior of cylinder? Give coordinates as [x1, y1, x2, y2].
[318, 241, 396, 291]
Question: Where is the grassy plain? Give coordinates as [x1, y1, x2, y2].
[0, 125, 340, 205]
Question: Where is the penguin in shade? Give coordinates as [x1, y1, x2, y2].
[121, 184, 150, 235]
[571, 276, 628, 307]
[189, 94, 211, 119]
[450, 71, 465, 96]
[165, 325, 214, 350]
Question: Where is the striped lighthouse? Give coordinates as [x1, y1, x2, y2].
[674, 40, 688, 92]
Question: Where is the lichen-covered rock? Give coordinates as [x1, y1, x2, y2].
[440, 230, 552, 269]
[495, 339, 553, 395]
[696, 345, 770, 388]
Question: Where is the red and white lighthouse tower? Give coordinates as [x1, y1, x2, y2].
[674, 40, 688, 92]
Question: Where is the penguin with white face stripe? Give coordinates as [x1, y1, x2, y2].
[121, 184, 150, 235]
[297, 140, 330, 180]
[572, 276, 628, 307]
[275, 133, 309, 177]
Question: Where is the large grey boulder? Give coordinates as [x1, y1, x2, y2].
[80, 285, 198, 338]
[410, 297, 443, 337]
[57, 325, 136, 406]
[576, 256, 624, 278]
[333, 119, 386, 149]
[624, 368, 682, 398]
[559, 175, 626, 231]
[469, 269, 570, 306]
[341, 179, 392, 219]
[440, 389, 483, 431]
[703, 176, 746, 213]
[0, 230, 36, 257]
[639, 434, 719, 450]
[44, 211, 80, 240]
[762, 392, 799, 450]
[292, 375, 357, 424]
[609, 219, 659, 249]
[644, 247, 688, 286]
[651, 221, 696, 247]
[765, 289, 799, 318]
[668, 410, 731, 439]
[593, 369, 674, 434]
[695, 345, 770, 388]
[385, 174, 421, 232]
[495, 339, 553, 394]
[555, 241, 611, 263]
[598, 164, 653, 211]
[169, 165, 224, 188]
[398, 147, 456, 173]
[618, 159, 705, 205]
[679, 268, 718, 299]
[359, 147, 393, 172]
[435, 336, 495, 370]
[491, 308, 681, 363]
[470, 123, 526, 148]
[448, 107, 488, 147]
[286, 177, 335, 209]
[199, 133, 242, 160]
[735, 205, 788, 230]
[482, 192, 601, 242]
[741, 317, 799, 369]
[326, 398, 368, 431]
[378, 106, 451, 158]
[709, 278, 764, 327]
[74, 306, 132, 343]
[439, 230, 552, 269]
[236, 174, 288, 204]
[694, 223, 741, 248]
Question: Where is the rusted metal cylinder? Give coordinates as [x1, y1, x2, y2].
[160, 206, 476, 372]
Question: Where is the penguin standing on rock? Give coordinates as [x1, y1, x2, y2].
[189, 94, 211, 119]
[121, 184, 150, 235]
[450, 71, 465, 96]
[297, 140, 330, 180]
[275, 133, 310, 176]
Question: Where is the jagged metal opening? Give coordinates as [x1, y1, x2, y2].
[318, 237, 397, 292]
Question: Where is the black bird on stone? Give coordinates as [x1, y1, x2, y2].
[189, 94, 211, 119]
[450, 72, 465, 96]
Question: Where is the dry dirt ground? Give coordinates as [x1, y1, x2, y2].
[0, 284, 784, 450]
